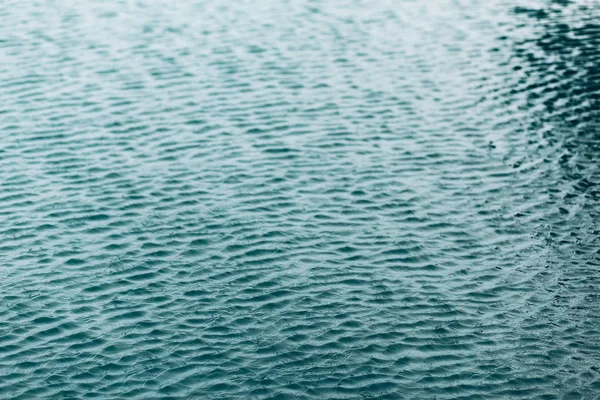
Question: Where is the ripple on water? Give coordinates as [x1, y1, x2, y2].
[1, 0, 600, 398]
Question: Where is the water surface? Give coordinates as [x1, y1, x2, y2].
[1, 0, 599, 398]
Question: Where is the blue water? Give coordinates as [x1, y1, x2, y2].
[1, 0, 599, 398]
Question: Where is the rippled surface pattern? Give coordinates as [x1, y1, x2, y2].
[1, 0, 600, 398]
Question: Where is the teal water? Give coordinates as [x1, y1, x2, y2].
[1, 0, 599, 398]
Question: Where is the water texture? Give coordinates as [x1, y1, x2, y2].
[1, 0, 599, 398]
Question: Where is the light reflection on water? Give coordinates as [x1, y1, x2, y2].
[0, 0, 598, 398]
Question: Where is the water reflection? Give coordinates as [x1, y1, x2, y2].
[0, 0, 598, 398]
[508, 4, 600, 395]
[514, 1, 599, 125]
[510, 0, 599, 202]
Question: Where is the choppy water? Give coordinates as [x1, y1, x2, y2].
[1, 0, 599, 398]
